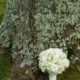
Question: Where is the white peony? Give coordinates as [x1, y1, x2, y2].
[39, 48, 70, 75]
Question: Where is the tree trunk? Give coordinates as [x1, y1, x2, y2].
[0, 0, 80, 80]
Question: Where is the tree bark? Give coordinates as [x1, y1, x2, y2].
[0, 0, 80, 80]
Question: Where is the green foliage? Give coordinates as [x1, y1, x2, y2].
[0, 13, 4, 23]
[0, 0, 6, 23]
[0, 0, 11, 79]
[0, 0, 7, 4]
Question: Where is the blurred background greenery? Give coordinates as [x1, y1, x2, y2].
[0, 0, 11, 79]
[0, 0, 6, 23]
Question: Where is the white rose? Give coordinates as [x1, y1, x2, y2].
[50, 64, 58, 74]
[63, 59, 70, 68]
[58, 65, 65, 74]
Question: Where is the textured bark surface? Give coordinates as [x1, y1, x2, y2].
[0, 0, 80, 80]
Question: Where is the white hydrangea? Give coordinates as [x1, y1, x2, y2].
[39, 48, 70, 75]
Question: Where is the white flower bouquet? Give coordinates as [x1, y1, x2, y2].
[39, 48, 70, 80]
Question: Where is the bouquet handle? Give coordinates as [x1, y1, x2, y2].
[49, 74, 57, 80]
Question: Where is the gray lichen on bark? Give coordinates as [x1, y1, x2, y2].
[0, 0, 80, 78]
[34, 0, 80, 70]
